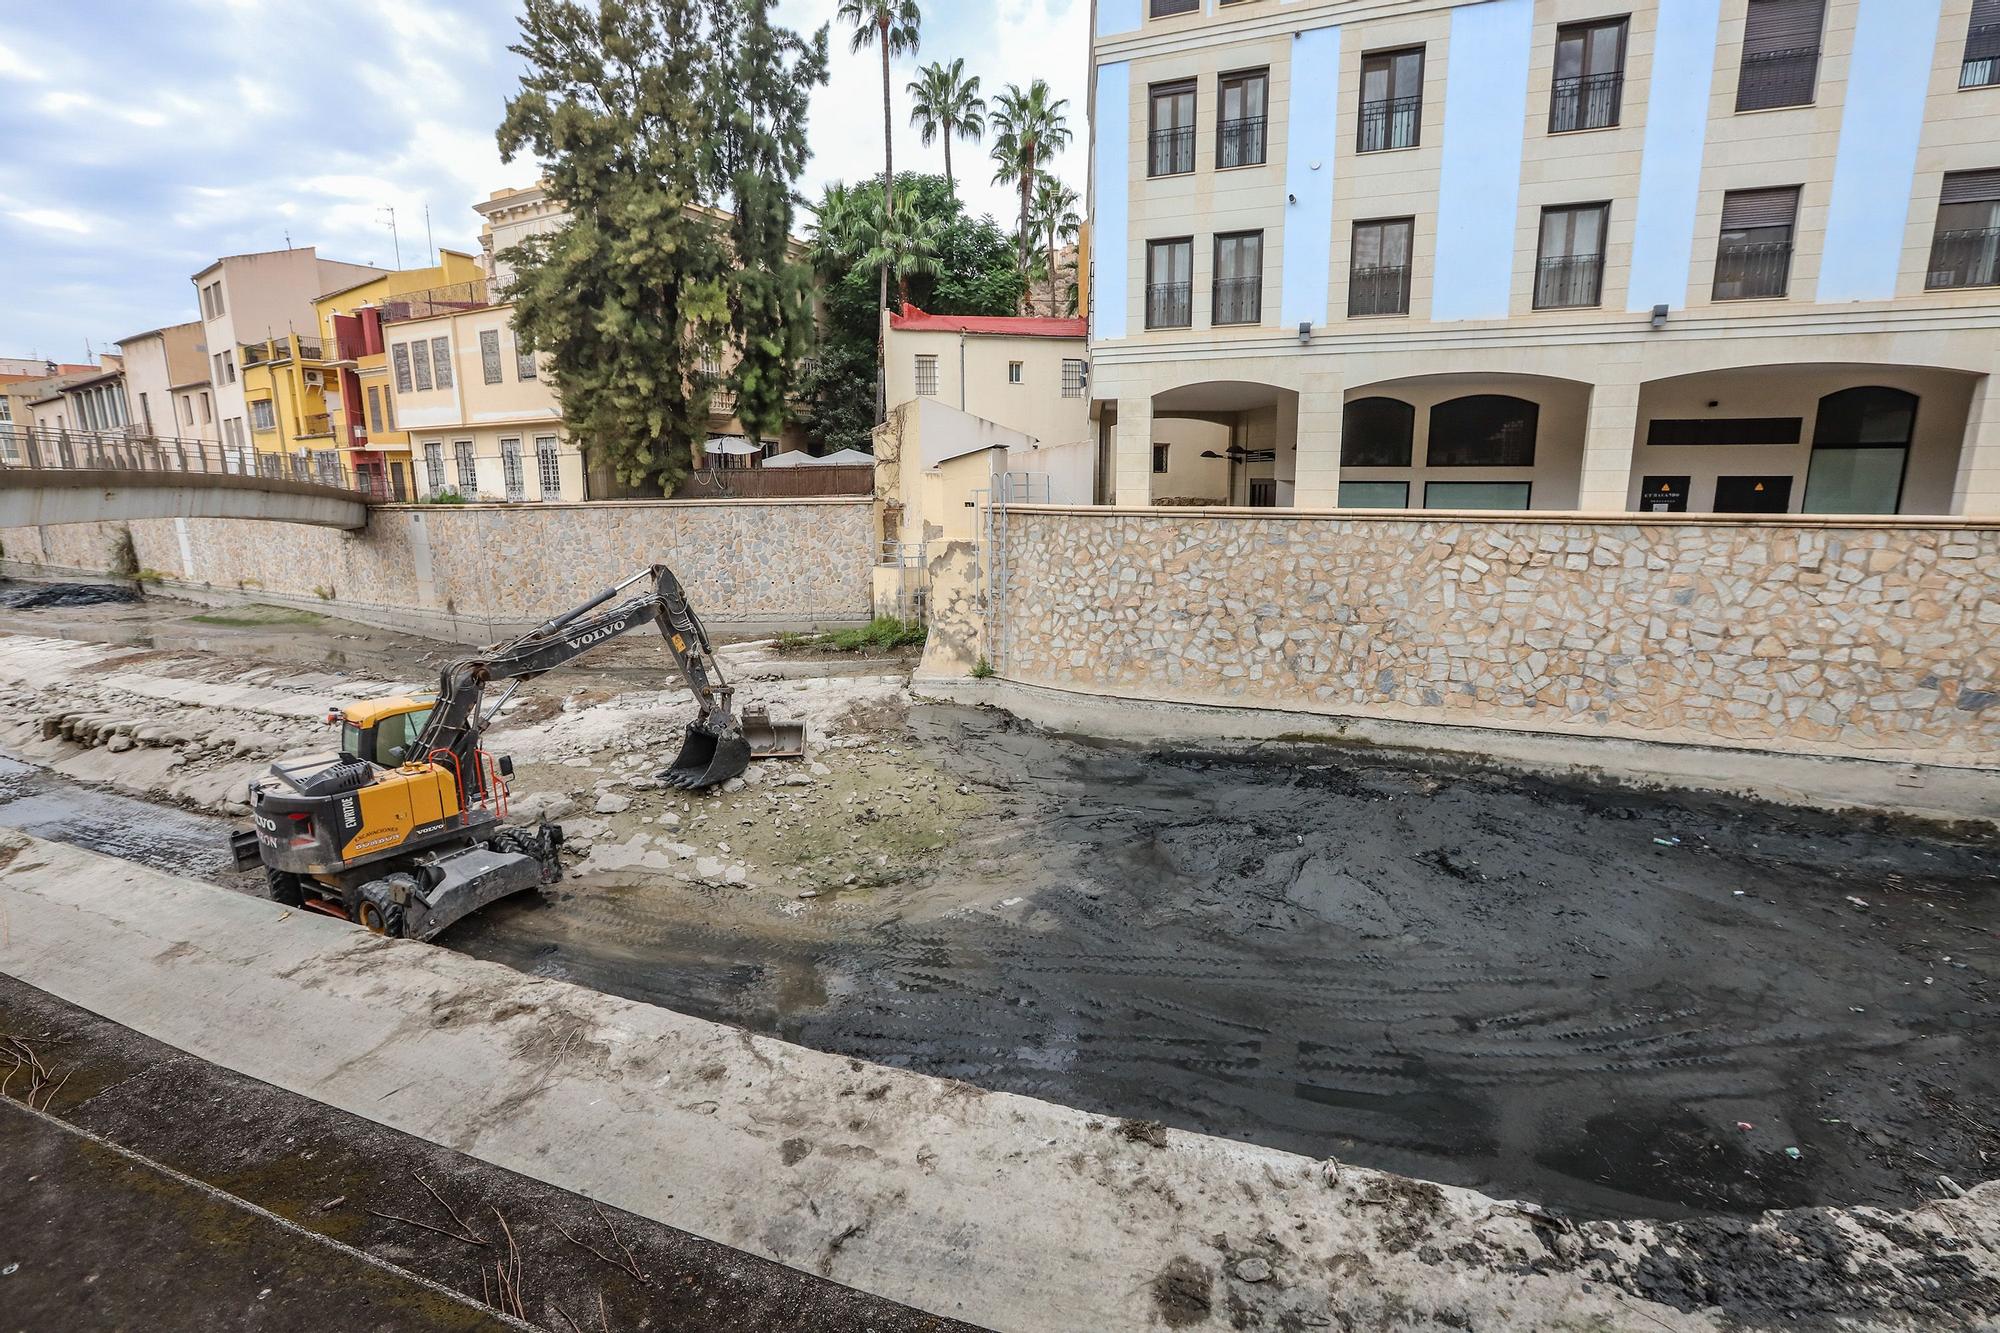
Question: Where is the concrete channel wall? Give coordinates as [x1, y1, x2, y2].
[974, 506, 2000, 777]
[0, 498, 876, 640]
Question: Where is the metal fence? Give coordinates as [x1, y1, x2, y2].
[675, 464, 874, 500]
[380, 280, 494, 324]
[0, 425, 375, 497]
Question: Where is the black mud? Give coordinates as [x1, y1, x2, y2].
[0, 579, 142, 610]
[451, 706, 1999, 1221]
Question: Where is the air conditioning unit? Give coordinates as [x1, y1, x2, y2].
[303, 369, 324, 388]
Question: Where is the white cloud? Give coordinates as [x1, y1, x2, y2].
[4, 204, 101, 238]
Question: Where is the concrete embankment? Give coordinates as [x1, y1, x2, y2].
[4, 830, 1997, 1331]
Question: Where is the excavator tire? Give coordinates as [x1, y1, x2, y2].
[354, 879, 408, 938]
[660, 724, 752, 790]
[492, 824, 565, 886]
[263, 868, 306, 907]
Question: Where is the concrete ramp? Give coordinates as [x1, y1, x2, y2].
[0, 469, 367, 530]
[0, 831, 1988, 1332]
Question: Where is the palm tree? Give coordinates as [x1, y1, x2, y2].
[1030, 177, 1081, 317]
[990, 80, 1073, 301]
[908, 58, 986, 199]
[859, 186, 947, 309]
[837, 0, 922, 313]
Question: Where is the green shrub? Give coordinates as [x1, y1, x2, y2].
[780, 617, 928, 654]
[970, 657, 995, 679]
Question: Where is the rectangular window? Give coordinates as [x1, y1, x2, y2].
[180, 396, 193, 427]
[366, 386, 384, 434]
[1927, 169, 2000, 290]
[423, 441, 445, 495]
[1736, 0, 1824, 112]
[1152, 443, 1170, 473]
[383, 392, 394, 431]
[1534, 203, 1609, 309]
[501, 437, 525, 501]
[1217, 69, 1268, 168]
[1359, 47, 1424, 152]
[536, 435, 561, 500]
[1424, 481, 1533, 511]
[201, 392, 212, 424]
[1212, 231, 1263, 325]
[1349, 218, 1414, 316]
[1713, 186, 1800, 299]
[453, 439, 477, 492]
[224, 351, 234, 383]
[1008, 361, 1024, 384]
[214, 352, 224, 383]
[1339, 481, 1411, 509]
[1146, 238, 1194, 329]
[1061, 359, 1086, 397]
[914, 354, 939, 396]
[249, 399, 275, 433]
[1247, 479, 1278, 508]
[1964, 0, 2000, 87]
[1148, 81, 1197, 178]
[1551, 17, 1627, 132]
[515, 334, 537, 380]
[430, 336, 453, 390]
[411, 341, 433, 392]
[1150, 0, 1198, 16]
[479, 329, 503, 384]
[392, 342, 414, 393]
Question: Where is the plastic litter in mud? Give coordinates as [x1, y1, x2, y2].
[1653, 837, 1680, 847]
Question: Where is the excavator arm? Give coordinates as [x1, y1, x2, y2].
[413, 565, 793, 791]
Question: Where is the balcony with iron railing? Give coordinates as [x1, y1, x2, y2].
[1925, 228, 2000, 290]
[1357, 96, 1421, 152]
[1735, 46, 1819, 111]
[1145, 282, 1192, 329]
[1712, 241, 1794, 300]
[1347, 264, 1411, 317]
[239, 336, 325, 368]
[1549, 71, 1623, 132]
[1211, 277, 1262, 326]
[1961, 24, 2000, 87]
[1216, 116, 1267, 168]
[1533, 254, 1605, 309]
[1148, 125, 1195, 177]
[381, 279, 493, 324]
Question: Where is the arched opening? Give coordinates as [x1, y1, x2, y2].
[1150, 380, 1299, 507]
[1337, 375, 1588, 511]
[1803, 386, 1919, 514]
[1340, 398, 1416, 466]
[1427, 395, 1540, 467]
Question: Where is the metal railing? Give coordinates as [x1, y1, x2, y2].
[1926, 227, 2000, 290]
[1550, 71, 1623, 132]
[1216, 115, 1267, 168]
[1146, 281, 1192, 329]
[1358, 95, 1422, 152]
[1211, 276, 1262, 325]
[1148, 125, 1194, 177]
[1533, 254, 1605, 309]
[1962, 25, 2000, 87]
[381, 280, 493, 324]
[1348, 264, 1411, 317]
[1735, 46, 1819, 111]
[1712, 240, 1794, 300]
[239, 338, 323, 367]
[675, 464, 874, 500]
[0, 425, 375, 496]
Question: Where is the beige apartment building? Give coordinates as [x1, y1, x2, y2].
[1089, 0, 2000, 517]
[116, 322, 215, 446]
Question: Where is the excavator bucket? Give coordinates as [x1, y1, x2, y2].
[740, 705, 805, 760]
[661, 723, 754, 790]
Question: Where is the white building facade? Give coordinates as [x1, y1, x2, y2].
[1088, 0, 2000, 516]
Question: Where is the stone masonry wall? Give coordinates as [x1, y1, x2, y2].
[993, 509, 2000, 763]
[0, 499, 874, 630]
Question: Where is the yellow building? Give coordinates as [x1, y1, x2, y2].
[313, 250, 485, 499]
[237, 333, 339, 479]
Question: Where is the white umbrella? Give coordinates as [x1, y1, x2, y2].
[703, 435, 760, 456]
[764, 447, 875, 467]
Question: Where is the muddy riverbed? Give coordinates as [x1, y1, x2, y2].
[0, 584, 1994, 1223]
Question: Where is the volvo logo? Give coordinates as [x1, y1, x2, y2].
[565, 619, 627, 651]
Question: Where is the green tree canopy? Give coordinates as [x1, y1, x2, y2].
[497, 0, 827, 494]
[803, 173, 1025, 454]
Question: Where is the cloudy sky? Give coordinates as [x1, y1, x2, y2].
[0, 0, 1089, 361]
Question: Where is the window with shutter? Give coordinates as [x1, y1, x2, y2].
[1714, 187, 1800, 299]
[480, 329, 502, 384]
[392, 343, 414, 394]
[1964, 0, 2000, 87]
[1736, 0, 1824, 111]
[411, 341, 433, 392]
[430, 337, 454, 390]
[1927, 169, 2000, 289]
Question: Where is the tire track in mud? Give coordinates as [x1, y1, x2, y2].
[450, 706, 2000, 1221]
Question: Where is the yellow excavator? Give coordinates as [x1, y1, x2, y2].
[228, 565, 802, 939]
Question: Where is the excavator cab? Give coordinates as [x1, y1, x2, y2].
[330, 697, 437, 769]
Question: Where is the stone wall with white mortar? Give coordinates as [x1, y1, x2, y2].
[0, 499, 874, 632]
[990, 508, 2000, 763]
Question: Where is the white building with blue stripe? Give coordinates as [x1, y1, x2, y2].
[1085, 0, 2000, 518]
